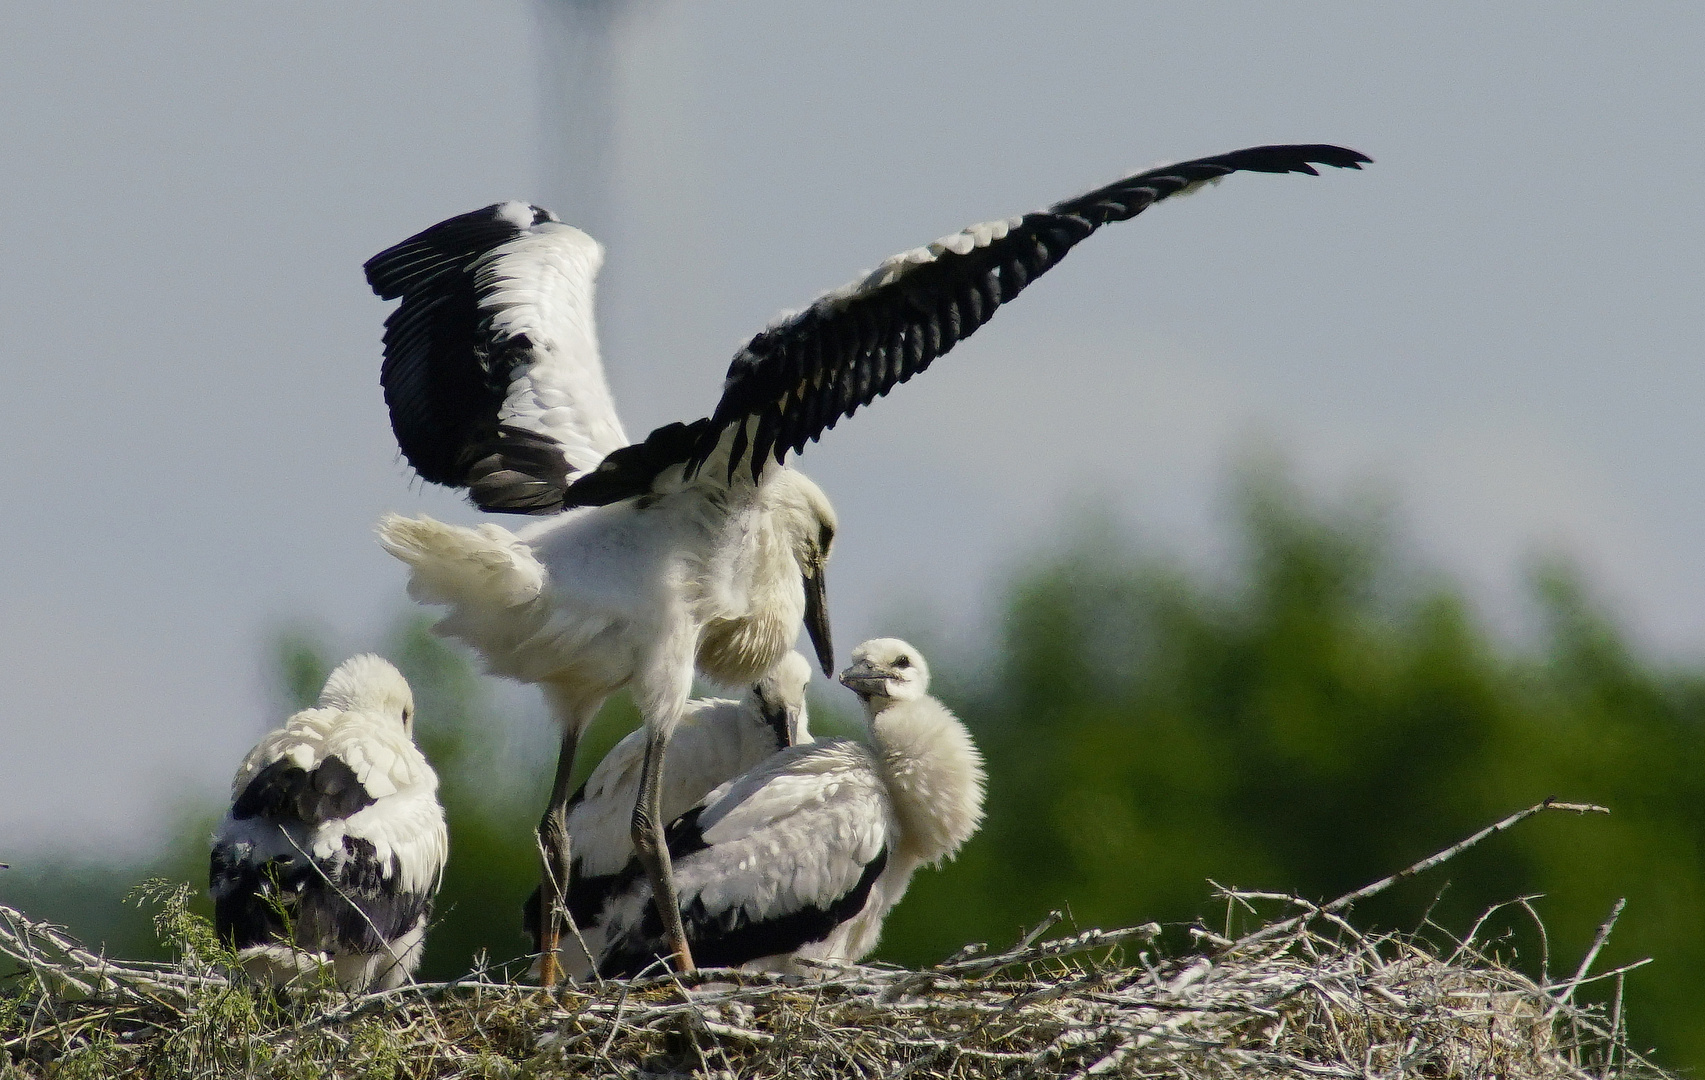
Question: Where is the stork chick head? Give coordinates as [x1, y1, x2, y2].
[839, 638, 930, 706]
[318, 654, 416, 735]
[751, 650, 813, 746]
[767, 469, 838, 677]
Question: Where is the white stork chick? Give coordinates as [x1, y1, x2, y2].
[583, 638, 984, 978]
[523, 650, 814, 973]
[365, 145, 1366, 977]
[209, 655, 447, 992]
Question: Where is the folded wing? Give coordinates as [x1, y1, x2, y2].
[211, 739, 446, 977]
[593, 741, 890, 976]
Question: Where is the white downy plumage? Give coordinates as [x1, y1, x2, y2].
[584, 638, 985, 978]
[209, 655, 447, 991]
[363, 146, 1365, 977]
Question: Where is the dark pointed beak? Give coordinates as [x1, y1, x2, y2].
[803, 566, 834, 678]
[759, 695, 806, 748]
[838, 659, 896, 696]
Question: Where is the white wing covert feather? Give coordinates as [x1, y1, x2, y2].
[477, 220, 629, 474]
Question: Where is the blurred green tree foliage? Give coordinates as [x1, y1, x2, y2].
[6, 469, 1705, 1066]
[885, 472, 1705, 1066]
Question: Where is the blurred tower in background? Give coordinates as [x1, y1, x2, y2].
[532, 0, 636, 241]
[534, 0, 681, 405]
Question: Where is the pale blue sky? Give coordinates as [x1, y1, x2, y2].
[3, 3, 1702, 851]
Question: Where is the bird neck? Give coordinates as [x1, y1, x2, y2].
[693, 499, 804, 687]
[866, 698, 986, 867]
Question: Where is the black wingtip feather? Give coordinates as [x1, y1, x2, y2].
[1205, 144, 1372, 175]
[365, 203, 527, 298]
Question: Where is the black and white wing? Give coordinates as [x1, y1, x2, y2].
[210, 739, 446, 969]
[525, 682, 812, 948]
[560, 144, 1369, 507]
[365, 201, 630, 513]
[593, 740, 890, 977]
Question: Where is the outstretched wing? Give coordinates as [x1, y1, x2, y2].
[366, 201, 630, 513]
[559, 144, 1368, 507]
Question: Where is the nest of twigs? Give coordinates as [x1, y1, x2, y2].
[0, 801, 1671, 1080]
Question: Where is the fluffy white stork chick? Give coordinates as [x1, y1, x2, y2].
[365, 146, 1365, 977]
[209, 655, 447, 992]
[523, 651, 814, 972]
[585, 638, 984, 978]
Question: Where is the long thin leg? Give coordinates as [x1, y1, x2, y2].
[536, 725, 579, 988]
[631, 727, 695, 973]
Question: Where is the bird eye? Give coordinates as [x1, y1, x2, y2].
[893, 656, 911, 669]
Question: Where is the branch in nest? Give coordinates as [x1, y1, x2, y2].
[1231, 798, 1608, 951]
